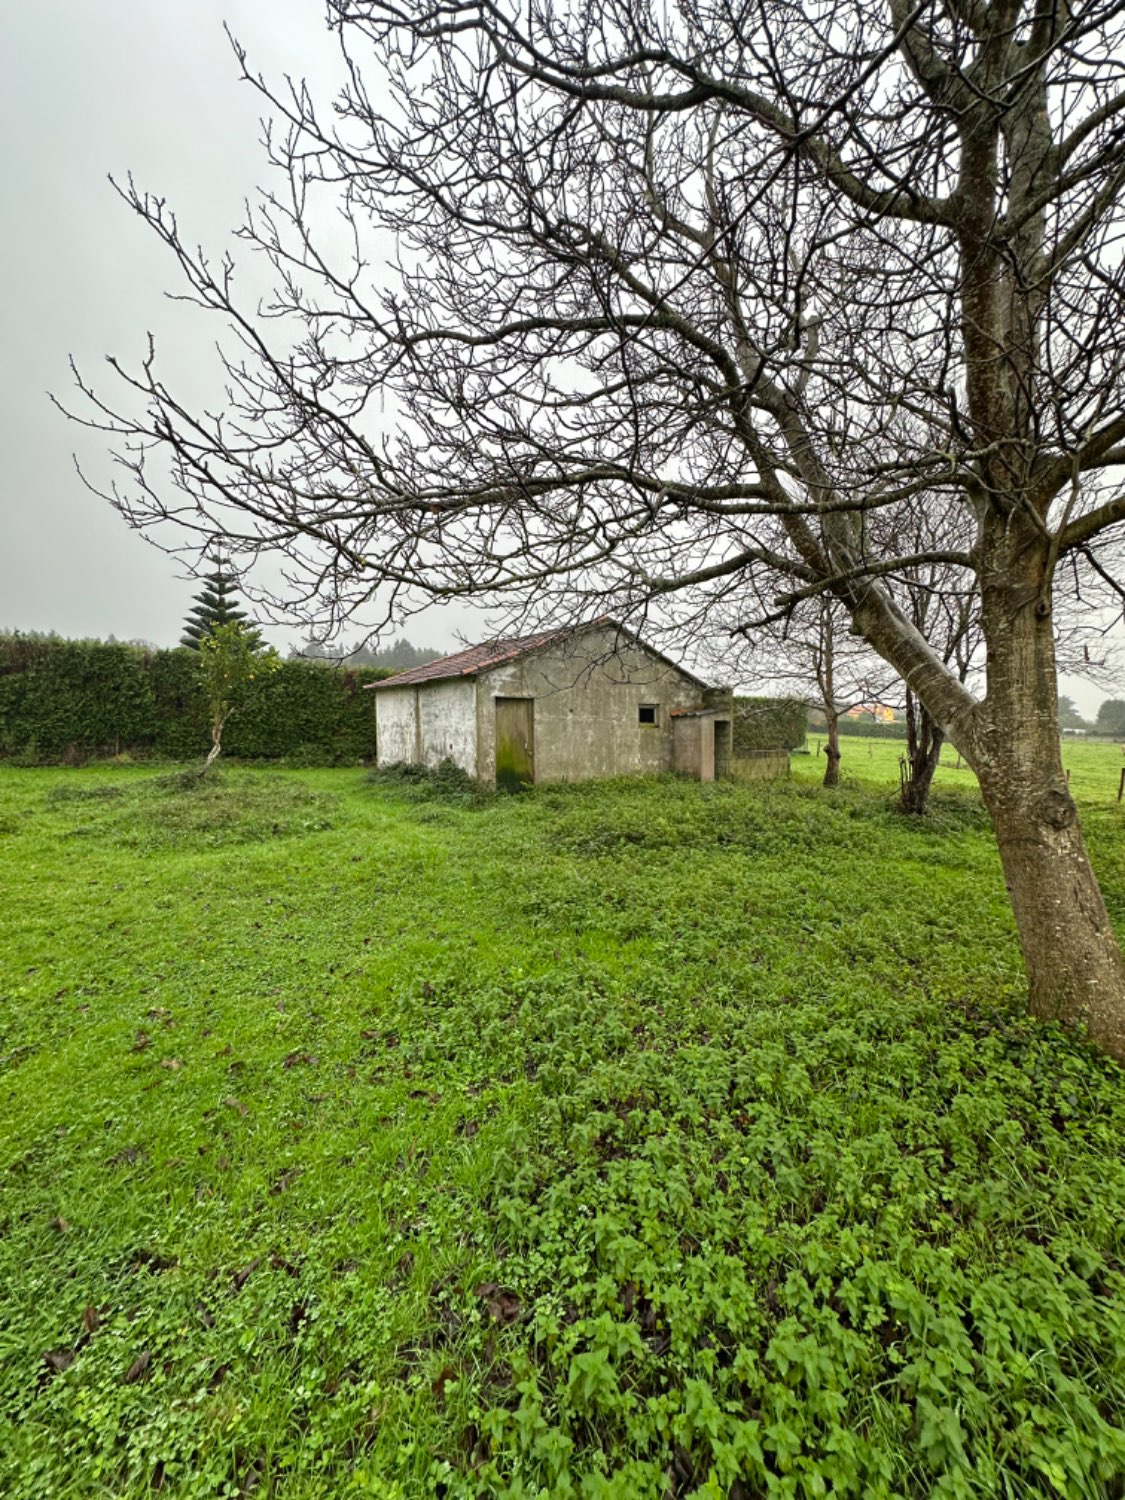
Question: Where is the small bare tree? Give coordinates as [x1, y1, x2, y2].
[713, 597, 890, 787]
[896, 585, 978, 814]
[876, 510, 983, 813]
[808, 601, 850, 790]
[69, 0, 1125, 1055]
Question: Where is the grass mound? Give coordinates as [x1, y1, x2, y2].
[47, 768, 338, 852]
[547, 776, 990, 859]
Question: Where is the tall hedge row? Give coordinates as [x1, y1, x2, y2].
[0, 636, 388, 763]
[732, 696, 808, 751]
[811, 717, 908, 740]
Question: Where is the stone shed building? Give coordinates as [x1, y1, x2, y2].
[366, 620, 733, 789]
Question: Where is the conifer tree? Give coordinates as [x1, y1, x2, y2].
[180, 555, 258, 650]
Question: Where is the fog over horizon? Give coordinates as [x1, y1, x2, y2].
[1, 1, 1119, 713]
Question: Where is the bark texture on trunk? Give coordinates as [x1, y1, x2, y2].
[822, 709, 841, 788]
[972, 523, 1125, 1059]
[984, 779, 1125, 1057]
[899, 690, 944, 815]
[204, 709, 232, 773]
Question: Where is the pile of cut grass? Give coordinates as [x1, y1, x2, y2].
[0, 760, 1122, 1499]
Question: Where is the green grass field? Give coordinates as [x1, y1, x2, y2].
[800, 732, 1125, 805]
[1, 747, 1123, 1499]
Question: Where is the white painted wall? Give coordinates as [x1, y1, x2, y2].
[374, 679, 478, 773]
[417, 680, 477, 773]
[375, 687, 418, 764]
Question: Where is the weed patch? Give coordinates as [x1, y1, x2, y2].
[46, 769, 338, 852]
[367, 757, 496, 806]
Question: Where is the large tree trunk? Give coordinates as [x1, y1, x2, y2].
[972, 527, 1125, 1059]
[984, 774, 1125, 1057]
[848, 523, 1125, 1059]
[822, 708, 841, 788]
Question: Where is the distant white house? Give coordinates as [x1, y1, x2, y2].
[365, 619, 732, 788]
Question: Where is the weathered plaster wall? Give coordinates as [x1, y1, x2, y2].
[417, 680, 477, 772]
[673, 715, 716, 782]
[375, 687, 418, 764]
[374, 680, 477, 773]
[476, 625, 705, 784]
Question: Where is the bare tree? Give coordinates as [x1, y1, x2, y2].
[876, 507, 983, 813]
[725, 519, 980, 805]
[69, 0, 1125, 1056]
[712, 596, 890, 787]
[896, 589, 978, 814]
[807, 601, 853, 790]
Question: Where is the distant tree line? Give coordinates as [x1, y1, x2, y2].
[1057, 695, 1125, 737]
[292, 637, 440, 672]
[804, 694, 1125, 742]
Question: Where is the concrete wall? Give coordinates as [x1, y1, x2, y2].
[375, 680, 477, 774]
[475, 624, 705, 784]
[417, 680, 477, 772]
[375, 686, 418, 765]
[730, 749, 790, 782]
[673, 715, 717, 782]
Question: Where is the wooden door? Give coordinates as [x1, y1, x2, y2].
[495, 697, 535, 791]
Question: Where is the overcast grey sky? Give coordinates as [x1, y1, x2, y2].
[0, 0, 477, 656]
[0, 2, 1117, 710]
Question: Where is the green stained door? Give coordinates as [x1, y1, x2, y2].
[495, 697, 535, 791]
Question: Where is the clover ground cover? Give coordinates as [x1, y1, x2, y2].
[0, 755, 1122, 1498]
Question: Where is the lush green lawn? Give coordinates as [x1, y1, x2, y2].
[1, 752, 1123, 1498]
[800, 731, 1125, 805]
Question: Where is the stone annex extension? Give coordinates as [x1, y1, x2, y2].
[365, 619, 738, 789]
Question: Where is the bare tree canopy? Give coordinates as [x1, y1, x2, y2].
[70, 0, 1125, 1054]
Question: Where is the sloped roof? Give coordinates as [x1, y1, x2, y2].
[365, 624, 584, 689]
[365, 618, 709, 690]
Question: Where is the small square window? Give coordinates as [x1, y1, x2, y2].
[638, 704, 658, 726]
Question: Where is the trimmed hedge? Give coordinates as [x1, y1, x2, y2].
[0, 635, 388, 764]
[732, 695, 808, 751]
[814, 718, 908, 740]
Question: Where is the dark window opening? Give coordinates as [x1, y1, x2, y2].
[639, 704, 658, 726]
